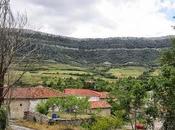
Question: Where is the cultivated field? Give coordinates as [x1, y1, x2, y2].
[14, 63, 156, 85]
[107, 66, 148, 78]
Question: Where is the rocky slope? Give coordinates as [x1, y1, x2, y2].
[23, 30, 172, 66]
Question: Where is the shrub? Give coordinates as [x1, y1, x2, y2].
[36, 101, 49, 115]
[90, 116, 123, 130]
[0, 108, 7, 130]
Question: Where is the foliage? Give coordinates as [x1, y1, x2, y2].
[42, 76, 113, 91]
[0, 108, 7, 130]
[36, 101, 49, 115]
[22, 30, 171, 66]
[90, 116, 123, 130]
[37, 96, 90, 117]
[111, 77, 147, 130]
[160, 39, 175, 66]
[147, 39, 175, 130]
[64, 96, 89, 114]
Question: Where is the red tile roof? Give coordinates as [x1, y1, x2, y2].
[5, 86, 64, 99]
[64, 89, 109, 99]
[90, 101, 111, 109]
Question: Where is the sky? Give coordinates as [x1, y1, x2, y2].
[11, 0, 175, 38]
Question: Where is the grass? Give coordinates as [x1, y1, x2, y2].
[48, 112, 91, 120]
[108, 66, 147, 78]
[13, 63, 152, 85]
[15, 120, 84, 130]
[17, 63, 90, 85]
[150, 68, 161, 76]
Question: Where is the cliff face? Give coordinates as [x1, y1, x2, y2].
[23, 30, 172, 66]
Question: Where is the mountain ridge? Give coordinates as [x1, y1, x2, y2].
[23, 30, 173, 66]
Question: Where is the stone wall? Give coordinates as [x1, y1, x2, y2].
[24, 111, 93, 126]
[91, 108, 111, 116]
[10, 99, 30, 119]
[24, 111, 49, 124]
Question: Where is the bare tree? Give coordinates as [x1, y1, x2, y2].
[0, 0, 36, 107]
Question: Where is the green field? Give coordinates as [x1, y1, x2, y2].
[15, 64, 155, 85]
[18, 63, 90, 85]
[107, 66, 148, 78]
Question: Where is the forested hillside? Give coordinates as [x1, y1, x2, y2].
[23, 30, 172, 66]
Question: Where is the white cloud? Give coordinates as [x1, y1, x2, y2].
[11, 0, 175, 38]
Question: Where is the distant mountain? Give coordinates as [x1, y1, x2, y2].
[23, 30, 172, 66]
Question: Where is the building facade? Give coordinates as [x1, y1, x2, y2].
[5, 86, 64, 119]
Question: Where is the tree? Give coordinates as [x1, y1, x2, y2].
[37, 96, 90, 119]
[64, 96, 89, 118]
[151, 39, 175, 130]
[112, 77, 147, 130]
[90, 116, 123, 130]
[0, 0, 36, 107]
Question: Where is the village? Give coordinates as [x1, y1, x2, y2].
[1, 0, 175, 130]
[6, 85, 111, 120]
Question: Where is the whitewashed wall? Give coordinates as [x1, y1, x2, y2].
[29, 99, 46, 112]
[88, 96, 100, 101]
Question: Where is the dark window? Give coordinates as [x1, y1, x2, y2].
[20, 104, 22, 106]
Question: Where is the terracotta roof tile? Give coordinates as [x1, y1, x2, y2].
[5, 86, 64, 99]
[90, 101, 111, 109]
[64, 89, 109, 99]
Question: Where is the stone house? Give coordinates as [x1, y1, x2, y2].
[64, 89, 111, 116]
[5, 86, 64, 119]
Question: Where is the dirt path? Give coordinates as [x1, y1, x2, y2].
[9, 120, 35, 130]
[10, 124, 35, 130]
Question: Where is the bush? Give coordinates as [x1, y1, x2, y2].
[36, 101, 49, 115]
[0, 108, 7, 130]
[90, 116, 123, 130]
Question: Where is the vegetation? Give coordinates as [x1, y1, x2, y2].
[107, 39, 175, 130]
[36, 96, 90, 119]
[108, 66, 147, 78]
[15, 63, 157, 87]
[15, 120, 83, 130]
[0, 108, 6, 130]
[90, 116, 123, 130]
[21, 30, 171, 66]
[149, 39, 175, 130]
[36, 101, 49, 115]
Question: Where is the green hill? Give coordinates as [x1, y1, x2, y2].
[22, 30, 172, 66]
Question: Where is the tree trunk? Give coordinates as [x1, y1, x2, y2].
[134, 108, 137, 130]
[0, 76, 4, 107]
[128, 113, 135, 130]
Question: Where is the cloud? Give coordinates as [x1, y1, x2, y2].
[11, 0, 175, 38]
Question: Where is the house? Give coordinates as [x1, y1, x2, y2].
[64, 89, 111, 116]
[64, 88, 109, 101]
[90, 101, 111, 116]
[5, 86, 64, 119]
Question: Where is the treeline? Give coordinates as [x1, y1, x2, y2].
[42, 76, 113, 92]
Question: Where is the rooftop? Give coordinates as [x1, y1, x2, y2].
[90, 101, 111, 109]
[64, 89, 109, 99]
[5, 86, 64, 99]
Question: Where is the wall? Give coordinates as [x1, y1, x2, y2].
[88, 96, 100, 101]
[29, 99, 46, 112]
[24, 111, 49, 124]
[91, 108, 111, 116]
[24, 111, 92, 125]
[10, 99, 30, 119]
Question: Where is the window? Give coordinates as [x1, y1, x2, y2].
[20, 104, 22, 106]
